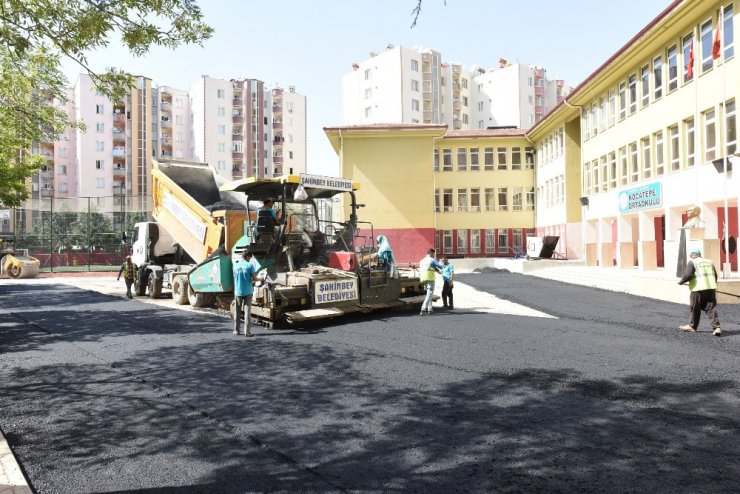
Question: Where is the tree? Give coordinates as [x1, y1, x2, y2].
[411, 0, 446, 28]
[0, 0, 213, 207]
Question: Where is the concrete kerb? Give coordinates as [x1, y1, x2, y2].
[0, 427, 31, 494]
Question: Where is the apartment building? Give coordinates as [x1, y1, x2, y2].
[190, 76, 307, 180]
[155, 86, 191, 162]
[342, 45, 569, 130]
[72, 74, 154, 202]
[532, 0, 737, 274]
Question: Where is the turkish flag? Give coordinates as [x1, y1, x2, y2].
[687, 39, 694, 78]
[712, 16, 722, 59]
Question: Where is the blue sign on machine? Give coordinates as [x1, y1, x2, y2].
[618, 182, 662, 213]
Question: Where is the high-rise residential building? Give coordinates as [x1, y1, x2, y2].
[155, 86, 191, 163]
[190, 76, 307, 180]
[73, 74, 154, 204]
[342, 45, 570, 129]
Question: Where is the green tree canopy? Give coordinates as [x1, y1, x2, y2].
[0, 0, 213, 207]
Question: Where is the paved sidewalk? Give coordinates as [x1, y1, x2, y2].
[0, 430, 31, 494]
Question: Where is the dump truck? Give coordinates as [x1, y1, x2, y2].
[130, 159, 250, 307]
[0, 234, 41, 279]
[134, 158, 428, 325]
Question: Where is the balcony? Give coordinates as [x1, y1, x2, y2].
[112, 181, 125, 190]
[232, 152, 243, 160]
[40, 188, 54, 198]
[453, 121, 462, 130]
[160, 118, 171, 128]
[113, 166, 126, 176]
[534, 85, 543, 96]
[272, 105, 282, 113]
[232, 97, 242, 106]
[272, 121, 282, 129]
[452, 99, 461, 110]
[232, 115, 243, 124]
[535, 105, 545, 115]
[232, 165, 243, 173]
[273, 155, 283, 164]
[161, 136, 172, 144]
[113, 114, 125, 124]
[160, 151, 172, 159]
[39, 168, 53, 178]
[112, 146, 126, 157]
[160, 101, 171, 111]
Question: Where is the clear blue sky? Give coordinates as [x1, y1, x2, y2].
[63, 0, 670, 176]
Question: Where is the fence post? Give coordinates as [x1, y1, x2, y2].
[49, 196, 54, 273]
[87, 197, 92, 272]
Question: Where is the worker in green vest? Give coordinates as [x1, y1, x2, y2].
[677, 248, 721, 336]
[419, 248, 443, 315]
[117, 255, 136, 299]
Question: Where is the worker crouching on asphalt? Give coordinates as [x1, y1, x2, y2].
[677, 248, 722, 336]
[117, 255, 136, 299]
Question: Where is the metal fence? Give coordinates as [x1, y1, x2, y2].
[1, 195, 153, 272]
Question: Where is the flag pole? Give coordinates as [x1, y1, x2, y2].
[719, 5, 731, 278]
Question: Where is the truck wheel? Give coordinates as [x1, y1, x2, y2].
[171, 275, 189, 305]
[148, 273, 162, 299]
[188, 284, 212, 307]
[134, 274, 146, 296]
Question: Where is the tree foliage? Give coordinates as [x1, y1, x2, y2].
[411, 0, 446, 28]
[0, 0, 213, 207]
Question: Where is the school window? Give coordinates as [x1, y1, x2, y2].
[411, 59, 419, 72]
[653, 55, 663, 100]
[669, 125, 680, 171]
[640, 65, 650, 108]
[443, 149, 452, 171]
[443, 189, 453, 212]
[497, 187, 508, 211]
[433, 148, 439, 171]
[457, 148, 467, 171]
[411, 99, 420, 111]
[618, 81, 627, 120]
[609, 152, 617, 189]
[434, 189, 440, 212]
[411, 79, 419, 92]
[95, 159, 104, 170]
[600, 156, 608, 192]
[608, 89, 616, 127]
[685, 117, 695, 167]
[642, 137, 652, 179]
[470, 148, 479, 170]
[457, 189, 468, 211]
[582, 112, 590, 140]
[629, 142, 639, 183]
[485, 188, 496, 211]
[525, 147, 535, 169]
[470, 230, 481, 254]
[724, 4, 734, 59]
[619, 147, 628, 185]
[592, 160, 600, 193]
[667, 45, 678, 91]
[497, 147, 507, 170]
[457, 230, 468, 254]
[512, 229, 524, 254]
[682, 34, 694, 83]
[599, 98, 607, 132]
[700, 20, 713, 72]
[655, 131, 665, 176]
[485, 229, 495, 253]
[470, 188, 480, 212]
[484, 148, 494, 170]
[584, 162, 591, 195]
[95, 104, 104, 114]
[440, 230, 453, 254]
[497, 230, 509, 253]
[726, 99, 737, 155]
[703, 108, 716, 161]
[526, 187, 535, 210]
[512, 187, 523, 211]
[628, 74, 637, 114]
[591, 104, 598, 136]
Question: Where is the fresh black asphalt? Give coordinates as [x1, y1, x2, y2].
[1, 271, 739, 493]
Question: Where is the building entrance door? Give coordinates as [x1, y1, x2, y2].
[654, 215, 665, 268]
[718, 206, 738, 271]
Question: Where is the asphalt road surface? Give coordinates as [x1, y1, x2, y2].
[1, 271, 739, 493]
